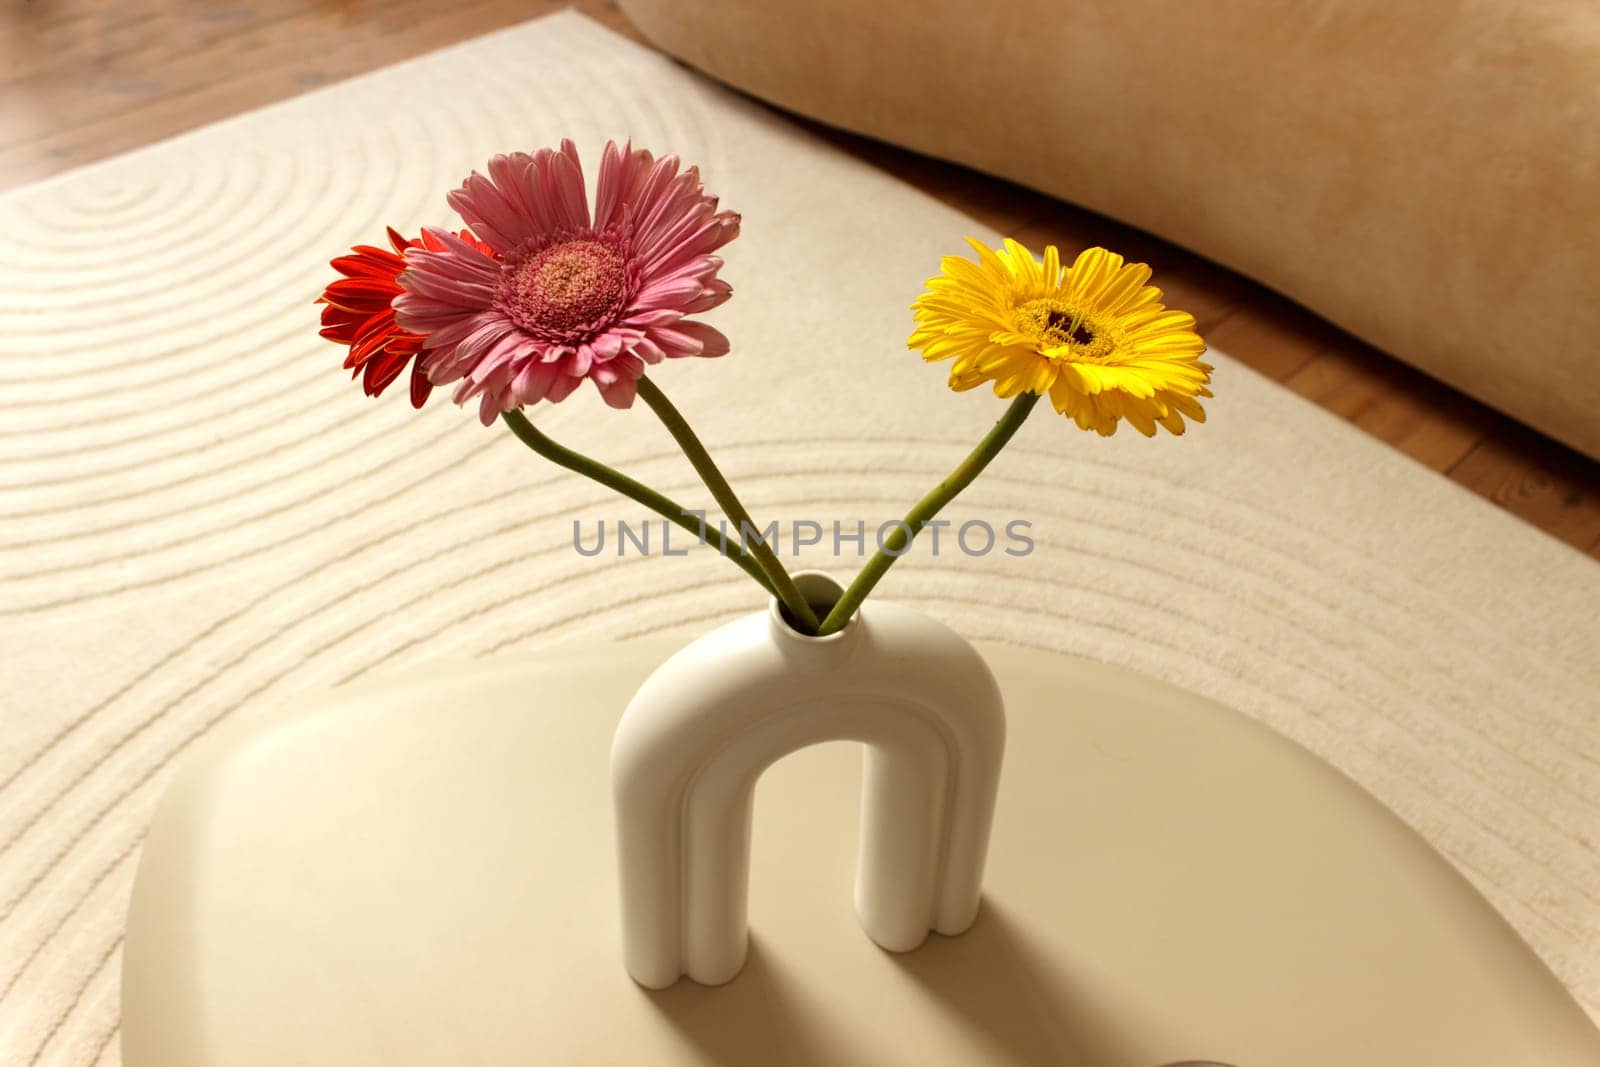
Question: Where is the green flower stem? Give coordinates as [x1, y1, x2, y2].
[500, 409, 777, 596]
[634, 375, 822, 635]
[818, 392, 1040, 636]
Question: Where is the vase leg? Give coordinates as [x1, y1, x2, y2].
[854, 732, 950, 952]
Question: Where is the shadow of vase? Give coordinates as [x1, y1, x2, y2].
[888, 900, 1147, 1066]
[638, 937, 841, 1066]
[640, 901, 1188, 1066]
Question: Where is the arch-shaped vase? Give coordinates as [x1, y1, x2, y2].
[611, 573, 1006, 989]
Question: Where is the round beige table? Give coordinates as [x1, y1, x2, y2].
[121, 642, 1600, 1066]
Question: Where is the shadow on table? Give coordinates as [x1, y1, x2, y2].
[890, 902, 1137, 1066]
[640, 901, 1141, 1066]
[639, 938, 838, 1065]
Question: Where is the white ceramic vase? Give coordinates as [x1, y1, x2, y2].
[610, 572, 1006, 989]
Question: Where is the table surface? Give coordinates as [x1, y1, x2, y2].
[121, 641, 1600, 1067]
[1, 0, 1597, 559]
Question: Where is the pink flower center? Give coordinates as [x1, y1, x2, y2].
[500, 238, 626, 335]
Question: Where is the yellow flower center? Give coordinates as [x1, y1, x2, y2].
[501, 238, 626, 334]
[1015, 298, 1117, 362]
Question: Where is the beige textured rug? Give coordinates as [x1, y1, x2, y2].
[0, 12, 1596, 1064]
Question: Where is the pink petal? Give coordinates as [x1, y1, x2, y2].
[550, 139, 591, 229]
[636, 205, 715, 270]
[596, 376, 638, 409]
[478, 392, 503, 425]
[680, 278, 733, 314]
[436, 313, 516, 359]
[513, 360, 562, 404]
[487, 153, 549, 235]
[626, 155, 685, 239]
[547, 373, 583, 403]
[446, 173, 526, 254]
[474, 360, 519, 418]
[594, 139, 651, 229]
[634, 273, 712, 311]
[469, 333, 529, 383]
[621, 308, 684, 328]
[643, 215, 740, 277]
[672, 321, 731, 358]
[391, 296, 471, 333]
[647, 324, 707, 358]
[397, 267, 494, 306]
[590, 332, 624, 359]
[632, 337, 666, 364]
[568, 344, 594, 376]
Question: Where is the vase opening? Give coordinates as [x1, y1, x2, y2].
[772, 571, 855, 639]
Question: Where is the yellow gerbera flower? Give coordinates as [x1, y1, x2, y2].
[909, 239, 1213, 436]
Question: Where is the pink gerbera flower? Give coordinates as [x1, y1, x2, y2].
[394, 140, 740, 423]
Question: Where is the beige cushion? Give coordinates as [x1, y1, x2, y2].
[619, 0, 1600, 459]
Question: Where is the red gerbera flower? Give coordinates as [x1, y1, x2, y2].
[319, 227, 432, 407]
[319, 227, 492, 407]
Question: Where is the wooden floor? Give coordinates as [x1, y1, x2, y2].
[4, 0, 1597, 558]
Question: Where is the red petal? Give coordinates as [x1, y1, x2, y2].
[330, 249, 405, 279]
[409, 360, 433, 408]
[386, 226, 418, 254]
[361, 350, 409, 396]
